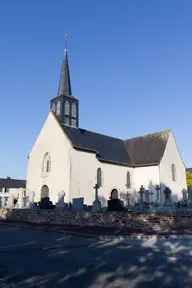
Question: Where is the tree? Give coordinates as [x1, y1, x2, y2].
[186, 170, 192, 187]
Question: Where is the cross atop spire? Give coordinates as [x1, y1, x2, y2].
[64, 33, 68, 51]
[57, 34, 72, 96]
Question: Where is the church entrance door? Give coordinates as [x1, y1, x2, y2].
[41, 185, 49, 199]
[111, 189, 118, 200]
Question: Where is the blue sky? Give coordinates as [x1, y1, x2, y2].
[0, 0, 192, 179]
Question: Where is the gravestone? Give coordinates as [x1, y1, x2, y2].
[155, 185, 161, 204]
[16, 188, 24, 209]
[149, 191, 154, 203]
[6, 194, 14, 208]
[92, 184, 101, 212]
[39, 197, 54, 209]
[26, 191, 35, 209]
[138, 185, 145, 210]
[72, 198, 84, 211]
[127, 192, 131, 210]
[108, 199, 124, 211]
[108, 188, 123, 211]
[156, 187, 174, 212]
[144, 190, 150, 203]
[56, 191, 65, 210]
[164, 187, 172, 205]
[92, 199, 101, 212]
[148, 191, 154, 211]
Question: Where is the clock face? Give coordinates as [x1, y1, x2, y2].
[52, 103, 55, 112]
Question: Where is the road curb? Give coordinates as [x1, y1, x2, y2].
[1, 221, 192, 240]
[99, 235, 192, 240]
[0, 221, 98, 240]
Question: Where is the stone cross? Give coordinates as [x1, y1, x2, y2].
[182, 189, 187, 202]
[92, 183, 101, 212]
[93, 183, 99, 201]
[139, 185, 145, 202]
[138, 185, 145, 210]
[155, 185, 161, 204]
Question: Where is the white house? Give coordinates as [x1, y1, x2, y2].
[26, 48, 187, 208]
[0, 177, 26, 207]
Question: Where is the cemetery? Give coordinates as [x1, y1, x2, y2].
[0, 184, 192, 233]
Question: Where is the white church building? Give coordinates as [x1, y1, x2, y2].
[26, 48, 187, 208]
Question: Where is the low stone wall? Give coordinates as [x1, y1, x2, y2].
[1, 208, 192, 231]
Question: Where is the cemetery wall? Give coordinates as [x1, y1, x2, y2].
[1, 209, 192, 231]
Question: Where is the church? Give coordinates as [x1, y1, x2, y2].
[26, 47, 187, 208]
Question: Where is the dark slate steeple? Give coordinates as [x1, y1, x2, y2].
[50, 46, 79, 128]
[57, 49, 72, 96]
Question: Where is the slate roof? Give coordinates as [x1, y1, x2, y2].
[62, 125, 134, 166]
[0, 178, 26, 189]
[61, 123, 170, 167]
[124, 130, 171, 166]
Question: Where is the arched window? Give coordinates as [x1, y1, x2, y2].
[65, 117, 69, 125]
[46, 160, 49, 172]
[126, 171, 131, 188]
[65, 101, 70, 115]
[172, 164, 176, 181]
[56, 101, 60, 115]
[71, 119, 76, 127]
[97, 168, 103, 187]
[71, 103, 76, 118]
[42, 153, 51, 175]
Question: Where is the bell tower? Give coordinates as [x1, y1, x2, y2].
[50, 35, 79, 128]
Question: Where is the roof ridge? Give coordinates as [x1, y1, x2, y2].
[125, 129, 171, 141]
[63, 125, 123, 141]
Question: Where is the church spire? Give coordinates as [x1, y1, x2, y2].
[57, 47, 72, 96]
[51, 35, 79, 128]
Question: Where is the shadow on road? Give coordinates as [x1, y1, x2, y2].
[0, 226, 192, 287]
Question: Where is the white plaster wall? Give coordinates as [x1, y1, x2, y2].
[26, 112, 72, 204]
[70, 148, 135, 207]
[159, 130, 187, 202]
[134, 165, 160, 200]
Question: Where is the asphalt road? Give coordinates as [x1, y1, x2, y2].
[0, 225, 192, 288]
